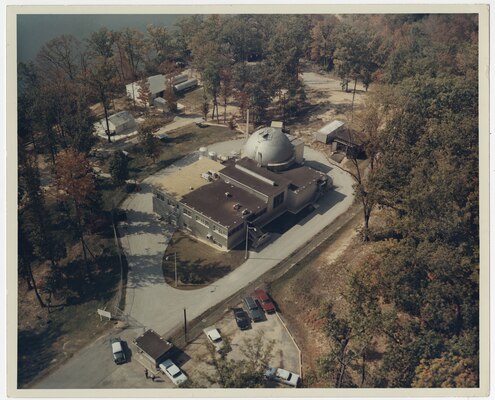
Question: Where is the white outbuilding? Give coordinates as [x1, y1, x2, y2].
[106, 111, 137, 135]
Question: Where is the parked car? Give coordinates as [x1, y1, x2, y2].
[254, 289, 276, 314]
[265, 367, 300, 387]
[159, 359, 188, 386]
[204, 328, 225, 352]
[232, 307, 250, 330]
[110, 337, 126, 365]
[243, 296, 264, 322]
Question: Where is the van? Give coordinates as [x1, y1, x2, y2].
[243, 296, 264, 322]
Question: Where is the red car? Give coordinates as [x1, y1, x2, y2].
[254, 289, 276, 314]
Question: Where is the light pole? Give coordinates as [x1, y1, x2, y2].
[245, 225, 257, 259]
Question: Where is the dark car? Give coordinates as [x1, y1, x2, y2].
[243, 296, 264, 322]
[232, 307, 250, 330]
[254, 289, 276, 314]
[110, 337, 127, 365]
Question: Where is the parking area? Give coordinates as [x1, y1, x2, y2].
[179, 303, 301, 387]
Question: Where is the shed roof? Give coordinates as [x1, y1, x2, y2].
[108, 111, 135, 127]
[149, 157, 224, 200]
[147, 74, 167, 94]
[317, 120, 345, 136]
[134, 329, 173, 361]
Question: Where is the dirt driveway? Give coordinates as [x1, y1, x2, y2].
[179, 306, 301, 387]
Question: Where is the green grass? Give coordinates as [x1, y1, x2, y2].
[162, 232, 245, 288]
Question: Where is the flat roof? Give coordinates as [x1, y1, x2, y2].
[134, 329, 173, 361]
[150, 158, 225, 200]
[181, 180, 266, 229]
[220, 158, 291, 197]
[280, 165, 327, 190]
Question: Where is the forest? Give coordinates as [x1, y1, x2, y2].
[17, 13, 479, 388]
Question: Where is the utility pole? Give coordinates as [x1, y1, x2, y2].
[183, 308, 187, 343]
[174, 252, 177, 288]
[245, 108, 250, 139]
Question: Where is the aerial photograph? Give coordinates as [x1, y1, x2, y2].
[11, 7, 486, 394]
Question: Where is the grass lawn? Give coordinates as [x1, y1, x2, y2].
[162, 231, 245, 288]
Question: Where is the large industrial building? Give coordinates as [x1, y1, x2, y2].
[151, 127, 331, 250]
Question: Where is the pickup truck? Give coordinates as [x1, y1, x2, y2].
[204, 328, 225, 353]
[265, 367, 300, 387]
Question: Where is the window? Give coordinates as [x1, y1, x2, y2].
[156, 193, 165, 201]
[183, 208, 192, 218]
[213, 225, 227, 237]
[273, 192, 285, 208]
[196, 215, 209, 227]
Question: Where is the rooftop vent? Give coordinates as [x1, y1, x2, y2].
[225, 192, 232, 197]
[242, 209, 251, 215]
[233, 203, 242, 211]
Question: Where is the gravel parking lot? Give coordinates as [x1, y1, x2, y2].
[179, 304, 301, 387]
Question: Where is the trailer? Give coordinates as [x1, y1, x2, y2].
[174, 79, 198, 93]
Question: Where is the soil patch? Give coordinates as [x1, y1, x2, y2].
[270, 210, 369, 386]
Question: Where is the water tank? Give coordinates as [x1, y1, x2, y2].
[199, 147, 208, 157]
[208, 151, 217, 161]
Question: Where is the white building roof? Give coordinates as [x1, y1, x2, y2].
[107, 111, 135, 128]
[317, 120, 345, 135]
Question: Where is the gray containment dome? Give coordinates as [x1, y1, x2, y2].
[242, 127, 295, 169]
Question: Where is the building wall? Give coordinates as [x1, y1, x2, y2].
[287, 183, 317, 214]
[152, 189, 229, 248]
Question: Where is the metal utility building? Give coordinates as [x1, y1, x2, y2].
[315, 120, 364, 156]
[152, 127, 331, 250]
[126, 73, 189, 106]
[314, 120, 345, 144]
[105, 111, 136, 135]
[134, 329, 174, 368]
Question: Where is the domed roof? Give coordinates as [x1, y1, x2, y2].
[242, 127, 295, 167]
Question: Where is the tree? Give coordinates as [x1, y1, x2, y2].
[138, 121, 161, 163]
[413, 353, 478, 388]
[201, 91, 210, 121]
[203, 330, 275, 388]
[309, 16, 339, 70]
[54, 149, 97, 280]
[163, 82, 178, 113]
[36, 34, 83, 81]
[109, 151, 129, 186]
[19, 148, 66, 277]
[18, 222, 47, 308]
[137, 77, 151, 112]
[81, 59, 118, 143]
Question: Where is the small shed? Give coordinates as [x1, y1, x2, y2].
[153, 97, 168, 112]
[107, 111, 137, 135]
[134, 329, 174, 368]
[314, 120, 345, 144]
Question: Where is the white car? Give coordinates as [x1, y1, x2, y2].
[265, 367, 300, 387]
[204, 328, 225, 353]
[159, 359, 188, 386]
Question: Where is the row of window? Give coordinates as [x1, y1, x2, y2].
[157, 193, 229, 237]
